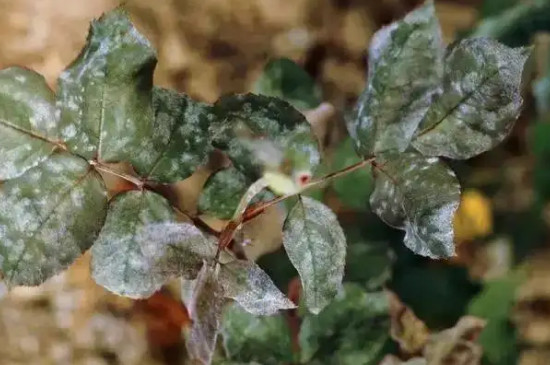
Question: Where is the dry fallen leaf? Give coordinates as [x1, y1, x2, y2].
[424, 316, 486, 365]
[388, 291, 430, 355]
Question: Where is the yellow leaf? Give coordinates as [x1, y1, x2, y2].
[453, 190, 493, 243]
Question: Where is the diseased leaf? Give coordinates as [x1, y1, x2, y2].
[142, 87, 215, 183]
[56, 8, 157, 166]
[91, 191, 216, 298]
[299, 284, 390, 365]
[220, 304, 293, 365]
[198, 167, 273, 220]
[0, 153, 108, 286]
[212, 93, 320, 180]
[370, 151, 460, 258]
[283, 196, 346, 314]
[186, 264, 225, 365]
[0, 67, 61, 180]
[349, 0, 443, 156]
[412, 38, 529, 159]
[254, 57, 321, 110]
[219, 259, 295, 315]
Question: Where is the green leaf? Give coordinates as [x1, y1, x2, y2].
[479, 0, 519, 18]
[91, 191, 215, 298]
[283, 196, 346, 314]
[412, 38, 529, 159]
[467, 272, 524, 365]
[349, 0, 443, 156]
[198, 167, 273, 220]
[56, 8, 157, 167]
[299, 284, 390, 365]
[346, 241, 393, 291]
[141, 87, 215, 183]
[370, 152, 460, 258]
[254, 58, 321, 110]
[186, 264, 225, 365]
[219, 259, 295, 315]
[220, 304, 293, 364]
[212, 93, 320, 180]
[471, 0, 550, 47]
[0, 67, 60, 180]
[0, 153, 108, 286]
[331, 138, 373, 210]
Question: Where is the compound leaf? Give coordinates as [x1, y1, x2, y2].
[221, 304, 293, 364]
[0, 153, 108, 286]
[254, 57, 321, 110]
[91, 191, 215, 298]
[219, 259, 295, 315]
[56, 8, 157, 167]
[283, 196, 346, 314]
[0, 67, 60, 180]
[370, 152, 460, 258]
[412, 38, 529, 159]
[349, 0, 443, 156]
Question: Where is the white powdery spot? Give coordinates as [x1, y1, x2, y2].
[282, 197, 346, 314]
[220, 260, 295, 315]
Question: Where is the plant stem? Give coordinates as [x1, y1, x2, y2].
[89, 160, 144, 188]
[214, 156, 376, 259]
[241, 156, 376, 224]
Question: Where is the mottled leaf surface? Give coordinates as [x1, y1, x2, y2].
[186, 264, 225, 365]
[350, 1, 443, 156]
[412, 38, 529, 159]
[219, 259, 295, 315]
[370, 152, 460, 258]
[0, 153, 108, 286]
[283, 196, 346, 314]
[212, 93, 320, 179]
[198, 167, 273, 219]
[221, 304, 293, 364]
[56, 8, 157, 166]
[0, 67, 60, 180]
[91, 191, 215, 298]
[142, 87, 215, 183]
[299, 284, 390, 365]
[254, 57, 321, 110]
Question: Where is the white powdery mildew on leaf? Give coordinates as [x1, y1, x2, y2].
[349, 0, 444, 156]
[0, 67, 60, 180]
[212, 93, 321, 181]
[283, 196, 346, 314]
[220, 303, 294, 364]
[91, 191, 216, 299]
[219, 260, 296, 315]
[142, 87, 215, 183]
[370, 152, 460, 258]
[186, 264, 225, 365]
[0, 153, 108, 286]
[412, 38, 530, 159]
[56, 8, 157, 164]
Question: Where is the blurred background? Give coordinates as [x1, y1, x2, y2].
[0, 0, 549, 364]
